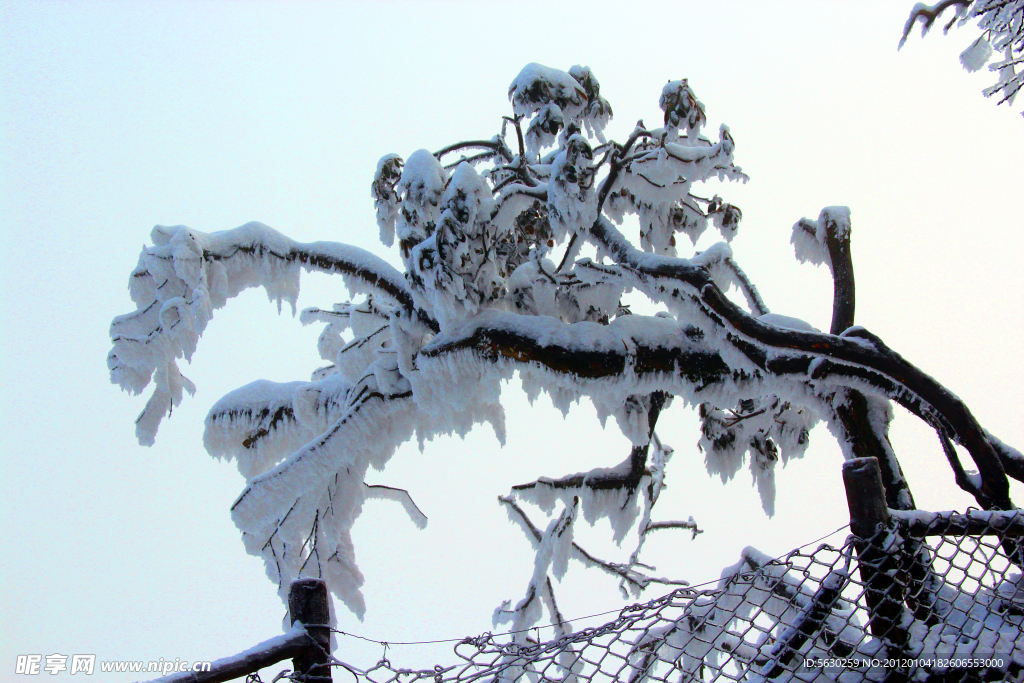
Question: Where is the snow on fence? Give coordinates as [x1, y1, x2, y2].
[333, 522, 1024, 682]
[149, 458, 1024, 683]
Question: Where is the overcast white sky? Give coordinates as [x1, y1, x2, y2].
[2, 1, 1022, 681]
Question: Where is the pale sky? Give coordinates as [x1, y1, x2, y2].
[1, 2, 1022, 681]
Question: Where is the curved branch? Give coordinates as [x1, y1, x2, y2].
[201, 222, 437, 331]
[821, 213, 856, 336]
[434, 139, 512, 163]
[805, 215, 917, 509]
[587, 217, 1012, 509]
[899, 0, 972, 48]
[109, 223, 440, 444]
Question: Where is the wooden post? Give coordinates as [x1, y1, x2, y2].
[289, 579, 332, 683]
[842, 458, 908, 648]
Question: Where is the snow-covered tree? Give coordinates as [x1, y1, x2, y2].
[107, 62, 1023, 642]
[901, 0, 1023, 111]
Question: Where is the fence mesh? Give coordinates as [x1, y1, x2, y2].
[326, 513, 1024, 683]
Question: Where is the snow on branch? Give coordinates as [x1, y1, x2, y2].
[413, 310, 740, 430]
[901, 0, 1023, 112]
[227, 361, 505, 617]
[498, 495, 689, 597]
[586, 216, 1013, 510]
[494, 498, 578, 638]
[790, 207, 855, 334]
[229, 384, 419, 618]
[108, 221, 434, 444]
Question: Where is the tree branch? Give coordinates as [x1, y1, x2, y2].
[588, 217, 1013, 510]
[419, 313, 732, 386]
[899, 0, 973, 48]
[434, 139, 512, 162]
[498, 495, 689, 592]
[821, 214, 856, 336]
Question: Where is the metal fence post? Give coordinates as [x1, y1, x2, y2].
[289, 578, 333, 683]
[842, 457, 908, 648]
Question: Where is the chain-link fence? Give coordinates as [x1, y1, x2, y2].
[326, 510, 1024, 683]
[172, 460, 1024, 683]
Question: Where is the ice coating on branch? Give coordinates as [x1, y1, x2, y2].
[394, 149, 448, 263]
[228, 364, 506, 618]
[699, 397, 817, 516]
[525, 103, 563, 158]
[300, 300, 390, 381]
[660, 79, 706, 138]
[507, 258, 624, 323]
[509, 63, 587, 123]
[310, 299, 392, 385]
[230, 385, 415, 618]
[109, 223, 294, 444]
[513, 453, 646, 545]
[790, 206, 850, 274]
[901, 0, 1023, 112]
[961, 34, 994, 71]
[406, 162, 512, 330]
[108, 222, 411, 445]
[612, 127, 745, 254]
[494, 499, 577, 636]
[204, 379, 314, 479]
[988, 46, 1021, 107]
[547, 135, 597, 242]
[569, 65, 612, 141]
[371, 154, 403, 247]
[364, 484, 427, 530]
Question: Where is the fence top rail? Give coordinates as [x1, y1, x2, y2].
[139, 625, 309, 683]
[890, 508, 1024, 538]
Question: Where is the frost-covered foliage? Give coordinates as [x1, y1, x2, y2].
[109, 61, 1021, 659]
[901, 0, 1024, 113]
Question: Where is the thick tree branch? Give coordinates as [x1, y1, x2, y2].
[588, 217, 1013, 510]
[801, 216, 916, 510]
[419, 315, 733, 387]
[833, 391, 916, 511]
[821, 215, 856, 336]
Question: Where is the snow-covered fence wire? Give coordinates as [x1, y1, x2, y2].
[324, 511, 1024, 683]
